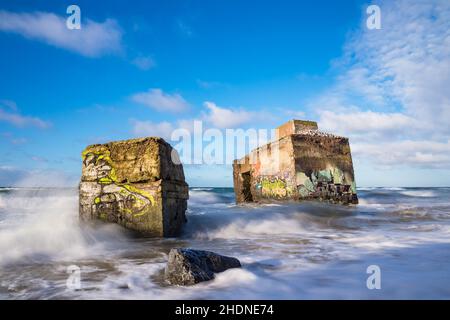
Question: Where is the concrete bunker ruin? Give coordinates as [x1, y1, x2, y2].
[233, 120, 358, 205]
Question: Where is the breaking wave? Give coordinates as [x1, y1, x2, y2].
[192, 213, 308, 240]
[1, 186, 450, 299]
[400, 190, 437, 197]
[0, 189, 131, 267]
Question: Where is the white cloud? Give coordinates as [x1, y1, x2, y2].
[1, 132, 28, 144]
[282, 109, 306, 119]
[132, 56, 156, 70]
[130, 117, 203, 141]
[345, 0, 450, 130]
[196, 80, 224, 89]
[11, 137, 27, 145]
[30, 156, 48, 163]
[7, 169, 76, 188]
[319, 110, 421, 137]
[202, 101, 253, 129]
[0, 104, 51, 129]
[176, 20, 194, 38]
[130, 120, 175, 140]
[0, 10, 122, 57]
[129, 101, 273, 143]
[131, 88, 189, 112]
[0, 100, 18, 111]
[352, 140, 450, 169]
[308, 0, 450, 169]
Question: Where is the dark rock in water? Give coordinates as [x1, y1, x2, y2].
[164, 248, 241, 285]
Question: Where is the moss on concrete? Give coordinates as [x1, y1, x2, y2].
[79, 137, 188, 236]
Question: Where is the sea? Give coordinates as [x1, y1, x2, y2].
[1, 186, 450, 299]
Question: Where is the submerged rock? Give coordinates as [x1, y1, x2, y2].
[164, 248, 241, 285]
[79, 137, 189, 237]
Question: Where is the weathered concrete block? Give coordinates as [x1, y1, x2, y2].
[164, 248, 241, 286]
[79, 137, 188, 237]
[275, 119, 318, 140]
[233, 119, 358, 205]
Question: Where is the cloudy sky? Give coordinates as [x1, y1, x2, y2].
[0, 0, 449, 187]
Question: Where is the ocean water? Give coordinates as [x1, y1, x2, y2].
[1, 186, 450, 299]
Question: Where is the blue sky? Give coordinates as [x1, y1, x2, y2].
[1, 0, 449, 187]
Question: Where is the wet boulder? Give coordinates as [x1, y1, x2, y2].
[164, 248, 241, 285]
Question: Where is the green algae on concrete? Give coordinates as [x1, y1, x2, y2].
[260, 177, 293, 198]
[79, 137, 188, 237]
